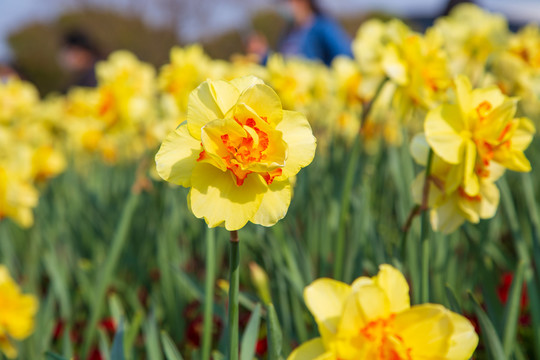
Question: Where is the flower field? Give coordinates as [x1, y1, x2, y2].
[2, 4, 540, 359]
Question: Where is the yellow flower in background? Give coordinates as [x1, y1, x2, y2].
[95, 50, 156, 128]
[491, 24, 540, 121]
[288, 265, 478, 360]
[410, 134, 503, 233]
[381, 28, 451, 112]
[425, 75, 535, 198]
[0, 266, 38, 359]
[432, 3, 509, 82]
[155, 76, 316, 230]
[159, 45, 217, 115]
[0, 79, 39, 125]
[0, 166, 38, 228]
[266, 54, 327, 110]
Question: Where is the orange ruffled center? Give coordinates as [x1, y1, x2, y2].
[198, 117, 285, 186]
[350, 315, 412, 360]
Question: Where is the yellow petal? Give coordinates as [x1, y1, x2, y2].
[374, 264, 410, 314]
[425, 104, 466, 164]
[5, 294, 38, 339]
[232, 103, 288, 171]
[458, 180, 500, 221]
[462, 140, 479, 196]
[187, 80, 239, 139]
[155, 125, 202, 186]
[236, 84, 283, 126]
[230, 76, 265, 93]
[409, 133, 429, 166]
[275, 111, 317, 179]
[471, 86, 505, 112]
[455, 75, 472, 121]
[304, 278, 351, 334]
[393, 304, 452, 358]
[445, 311, 479, 360]
[287, 338, 335, 360]
[354, 283, 391, 322]
[200, 118, 245, 169]
[189, 163, 266, 230]
[382, 44, 408, 85]
[251, 179, 291, 227]
[511, 117, 536, 151]
[0, 335, 17, 359]
[430, 196, 466, 234]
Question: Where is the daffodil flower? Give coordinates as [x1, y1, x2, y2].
[0, 266, 38, 359]
[411, 134, 503, 233]
[425, 75, 535, 197]
[288, 265, 478, 360]
[156, 76, 316, 231]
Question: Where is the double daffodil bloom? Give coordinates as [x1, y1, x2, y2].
[288, 265, 478, 360]
[156, 76, 316, 230]
[411, 134, 503, 233]
[425, 75, 535, 198]
[0, 266, 38, 359]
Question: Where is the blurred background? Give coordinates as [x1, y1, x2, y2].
[1, 0, 539, 95]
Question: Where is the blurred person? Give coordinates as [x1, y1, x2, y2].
[0, 62, 19, 83]
[60, 30, 101, 88]
[249, 0, 353, 65]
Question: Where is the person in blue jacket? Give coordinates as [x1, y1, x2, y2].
[278, 0, 353, 65]
[248, 0, 353, 66]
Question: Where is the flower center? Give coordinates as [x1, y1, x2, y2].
[358, 315, 412, 360]
[198, 117, 284, 186]
[476, 101, 492, 121]
[458, 186, 482, 202]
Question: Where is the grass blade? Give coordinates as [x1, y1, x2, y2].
[161, 330, 184, 360]
[240, 303, 262, 360]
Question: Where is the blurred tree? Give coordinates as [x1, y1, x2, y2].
[8, 8, 179, 95]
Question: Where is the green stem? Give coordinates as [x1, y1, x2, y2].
[201, 228, 215, 360]
[228, 231, 240, 360]
[333, 77, 389, 280]
[419, 149, 433, 304]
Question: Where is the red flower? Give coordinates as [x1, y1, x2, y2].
[497, 272, 528, 308]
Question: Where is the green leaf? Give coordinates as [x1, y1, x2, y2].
[144, 310, 164, 360]
[469, 292, 505, 360]
[161, 330, 184, 360]
[240, 303, 262, 360]
[110, 319, 125, 360]
[502, 261, 526, 358]
[44, 351, 68, 360]
[444, 284, 461, 313]
[266, 303, 283, 360]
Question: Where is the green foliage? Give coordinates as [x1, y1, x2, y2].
[2, 136, 540, 359]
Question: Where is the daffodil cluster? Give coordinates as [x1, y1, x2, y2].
[288, 265, 478, 359]
[0, 79, 66, 227]
[411, 75, 535, 233]
[64, 50, 162, 164]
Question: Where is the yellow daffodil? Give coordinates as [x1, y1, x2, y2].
[410, 134, 503, 233]
[159, 45, 217, 115]
[491, 24, 540, 120]
[155, 76, 316, 230]
[0, 79, 39, 125]
[432, 3, 509, 82]
[425, 75, 535, 198]
[0, 265, 38, 358]
[0, 166, 38, 228]
[289, 264, 478, 360]
[381, 28, 451, 112]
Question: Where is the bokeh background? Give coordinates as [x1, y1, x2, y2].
[1, 0, 539, 95]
